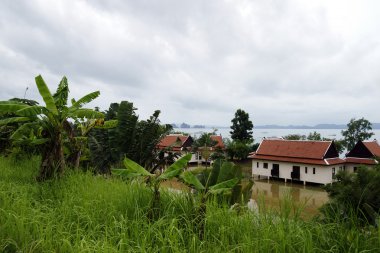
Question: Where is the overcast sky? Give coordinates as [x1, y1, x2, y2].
[0, 0, 379, 126]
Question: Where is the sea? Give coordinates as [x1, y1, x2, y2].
[173, 128, 380, 142]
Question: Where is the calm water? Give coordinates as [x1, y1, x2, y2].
[174, 127, 380, 142]
[251, 178, 328, 217]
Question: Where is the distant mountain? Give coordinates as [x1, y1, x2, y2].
[256, 123, 380, 129]
[171, 123, 380, 130]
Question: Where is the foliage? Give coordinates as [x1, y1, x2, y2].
[322, 165, 380, 226]
[180, 159, 253, 238]
[283, 134, 306, 140]
[0, 75, 103, 180]
[342, 118, 374, 151]
[230, 109, 253, 143]
[225, 139, 251, 160]
[307, 131, 322, 140]
[90, 102, 172, 173]
[1, 156, 380, 252]
[113, 153, 192, 220]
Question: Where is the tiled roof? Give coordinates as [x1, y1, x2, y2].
[249, 139, 342, 166]
[255, 139, 333, 159]
[363, 141, 380, 157]
[250, 154, 345, 166]
[157, 135, 190, 150]
[210, 135, 225, 149]
[345, 157, 378, 165]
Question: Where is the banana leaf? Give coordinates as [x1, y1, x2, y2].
[35, 75, 58, 115]
[209, 178, 239, 192]
[158, 153, 192, 180]
[72, 91, 100, 108]
[0, 117, 30, 125]
[16, 106, 47, 117]
[73, 109, 104, 119]
[180, 171, 205, 191]
[0, 104, 29, 113]
[122, 157, 153, 176]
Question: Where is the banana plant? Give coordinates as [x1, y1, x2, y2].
[112, 153, 192, 220]
[179, 159, 253, 239]
[0, 75, 104, 181]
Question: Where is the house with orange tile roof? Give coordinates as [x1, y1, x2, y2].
[157, 134, 225, 165]
[249, 139, 345, 185]
[157, 134, 194, 152]
[345, 140, 379, 172]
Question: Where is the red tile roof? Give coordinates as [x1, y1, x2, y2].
[157, 135, 191, 151]
[255, 139, 333, 159]
[249, 139, 343, 166]
[250, 154, 345, 165]
[345, 157, 378, 165]
[210, 135, 225, 149]
[363, 141, 380, 157]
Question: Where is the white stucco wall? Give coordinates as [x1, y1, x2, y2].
[252, 159, 340, 185]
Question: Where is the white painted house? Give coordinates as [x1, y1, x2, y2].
[249, 139, 345, 185]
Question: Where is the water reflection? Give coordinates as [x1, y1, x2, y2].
[251, 178, 329, 217]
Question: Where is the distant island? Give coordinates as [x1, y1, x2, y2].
[255, 123, 380, 130]
[171, 123, 380, 130]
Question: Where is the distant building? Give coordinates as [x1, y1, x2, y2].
[157, 134, 193, 152]
[157, 134, 225, 165]
[250, 139, 345, 185]
[345, 140, 380, 172]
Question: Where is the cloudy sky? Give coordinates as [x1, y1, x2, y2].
[0, 0, 379, 126]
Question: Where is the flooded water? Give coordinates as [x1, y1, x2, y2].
[251, 178, 329, 218]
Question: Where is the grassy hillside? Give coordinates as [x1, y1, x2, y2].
[0, 156, 379, 252]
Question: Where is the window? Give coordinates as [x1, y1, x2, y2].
[257, 162, 259, 168]
[313, 168, 316, 174]
[263, 163, 268, 169]
[332, 167, 335, 175]
[305, 167, 308, 174]
[354, 167, 358, 173]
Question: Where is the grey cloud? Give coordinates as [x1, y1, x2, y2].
[0, 0, 379, 126]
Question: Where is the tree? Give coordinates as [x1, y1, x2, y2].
[230, 109, 253, 143]
[89, 102, 172, 173]
[0, 75, 103, 181]
[283, 134, 306, 140]
[307, 131, 322, 141]
[322, 165, 380, 226]
[342, 118, 374, 151]
[226, 140, 251, 160]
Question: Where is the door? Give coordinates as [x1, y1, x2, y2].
[291, 166, 300, 180]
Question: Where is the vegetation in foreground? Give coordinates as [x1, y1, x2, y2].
[1, 157, 379, 252]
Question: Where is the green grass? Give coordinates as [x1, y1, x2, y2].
[0, 156, 379, 252]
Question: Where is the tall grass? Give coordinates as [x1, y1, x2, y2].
[0, 156, 379, 252]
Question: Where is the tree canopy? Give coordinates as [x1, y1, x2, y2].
[341, 118, 374, 151]
[230, 109, 253, 143]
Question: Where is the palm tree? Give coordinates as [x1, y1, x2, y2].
[0, 75, 104, 181]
